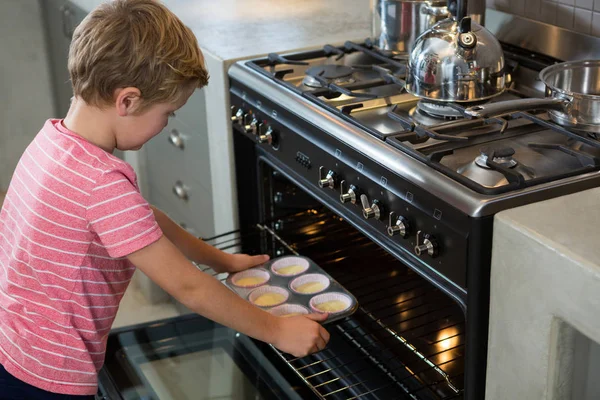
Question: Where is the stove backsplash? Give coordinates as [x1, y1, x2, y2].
[486, 0, 600, 36]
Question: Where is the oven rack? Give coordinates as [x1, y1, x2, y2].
[202, 209, 465, 400]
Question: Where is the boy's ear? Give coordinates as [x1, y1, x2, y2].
[114, 87, 142, 116]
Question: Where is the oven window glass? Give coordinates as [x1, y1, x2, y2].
[134, 347, 261, 400]
[100, 315, 299, 400]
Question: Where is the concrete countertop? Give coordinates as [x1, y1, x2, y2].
[486, 187, 600, 399]
[70, 0, 371, 60]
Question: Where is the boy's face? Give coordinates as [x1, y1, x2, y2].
[115, 87, 195, 151]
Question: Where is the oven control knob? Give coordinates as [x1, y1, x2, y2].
[245, 116, 260, 135]
[360, 194, 381, 220]
[387, 211, 410, 238]
[414, 230, 439, 258]
[318, 166, 336, 189]
[339, 180, 357, 204]
[257, 125, 273, 145]
[230, 106, 244, 124]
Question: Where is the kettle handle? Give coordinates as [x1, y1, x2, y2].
[447, 0, 467, 20]
[459, 17, 472, 33]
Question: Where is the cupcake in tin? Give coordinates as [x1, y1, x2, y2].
[268, 304, 309, 318]
[249, 286, 289, 307]
[230, 268, 270, 288]
[290, 273, 330, 295]
[309, 292, 353, 314]
[270, 256, 310, 277]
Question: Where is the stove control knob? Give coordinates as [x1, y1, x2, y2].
[339, 180, 357, 204]
[387, 211, 410, 238]
[414, 230, 439, 258]
[360, 194, 381, 220]
[230, 106, 244, 124]
[257, 126, 273, 145]
[245, 116, 260, 135]
[318, 166, 336, 189]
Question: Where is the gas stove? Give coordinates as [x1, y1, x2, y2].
[242, 38, 600, 198]
[228, 11, 600, 399]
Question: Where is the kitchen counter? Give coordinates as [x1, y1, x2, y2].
[487, 187, 600, 399]
[70, 0, 371, 61]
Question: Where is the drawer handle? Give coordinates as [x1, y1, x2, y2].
[172, 181, 189, 201]
[168, 129, 185, 150]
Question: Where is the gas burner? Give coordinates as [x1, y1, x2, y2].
[457, 146, 535, 189]
[303, 65, 356, 88]
[406, 101, 466, 127]
[475, 147, 518, 169]
[417, 101, 465, 120]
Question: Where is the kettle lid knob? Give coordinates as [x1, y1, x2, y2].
[458, 17, 477, 49]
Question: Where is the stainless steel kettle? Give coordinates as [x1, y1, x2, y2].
[405, 0, 505, 102]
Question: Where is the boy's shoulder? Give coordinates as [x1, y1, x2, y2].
[43, 119, 138, 189]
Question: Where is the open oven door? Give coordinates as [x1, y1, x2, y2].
[97, 312, 308, 400]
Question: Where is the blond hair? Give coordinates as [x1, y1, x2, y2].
[68, 0, 209, 110]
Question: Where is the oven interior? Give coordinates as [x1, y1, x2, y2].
[205, 159, 466, 400]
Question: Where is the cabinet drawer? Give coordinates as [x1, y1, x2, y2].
[146, 116, 212, 189]
[150, 188, 201, 238]
[147, 170, 215, 239]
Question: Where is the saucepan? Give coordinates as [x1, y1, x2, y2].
[464, 60, 600, 133]
[371, 0, 449, 54]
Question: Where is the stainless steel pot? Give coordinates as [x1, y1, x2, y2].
[405, 0, 506, 102]
[371, 0, 449, 54]
[464, 60, 600, 133]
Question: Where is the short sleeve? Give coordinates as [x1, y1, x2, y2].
[87, 170, 162, 258]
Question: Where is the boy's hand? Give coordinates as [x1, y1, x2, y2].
[272, 313, 330, 357]
[223, 253, 270, 273]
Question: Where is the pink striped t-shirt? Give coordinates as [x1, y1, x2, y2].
[0, 119, 163, 395]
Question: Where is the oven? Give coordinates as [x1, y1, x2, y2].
[229, 153, 471, 399]
[223, 89, 480, 400]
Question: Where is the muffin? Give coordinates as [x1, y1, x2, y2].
[268, 304, 309, 318]
[271, 256, 310, 277]
[249, 286, 289, 307]
[290, 274, 330, 295]
[231, 269, 270, 288]
[310, 292, 352, 314]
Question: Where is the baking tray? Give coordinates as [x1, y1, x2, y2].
[225, 255, 358, 324]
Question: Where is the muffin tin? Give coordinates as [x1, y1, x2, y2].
[225, 255, 358, 324]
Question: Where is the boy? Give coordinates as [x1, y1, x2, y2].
[0, 0, 329, 398]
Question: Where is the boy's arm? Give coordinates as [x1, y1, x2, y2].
[150, 205, 267, 273]
[127, 235, 330, 357]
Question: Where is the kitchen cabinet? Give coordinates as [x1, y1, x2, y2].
[144, 89, 215, 238]
[39, 0, 86, 117]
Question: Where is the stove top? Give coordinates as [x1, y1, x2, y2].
[246, 40, 600, 195]
[229, 10, 600, 217]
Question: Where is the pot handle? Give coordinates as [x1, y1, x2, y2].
[464, 98, 568, 118]
[423, 4, 450, 17]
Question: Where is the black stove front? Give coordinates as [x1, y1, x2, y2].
[229, 76, 488, 399]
